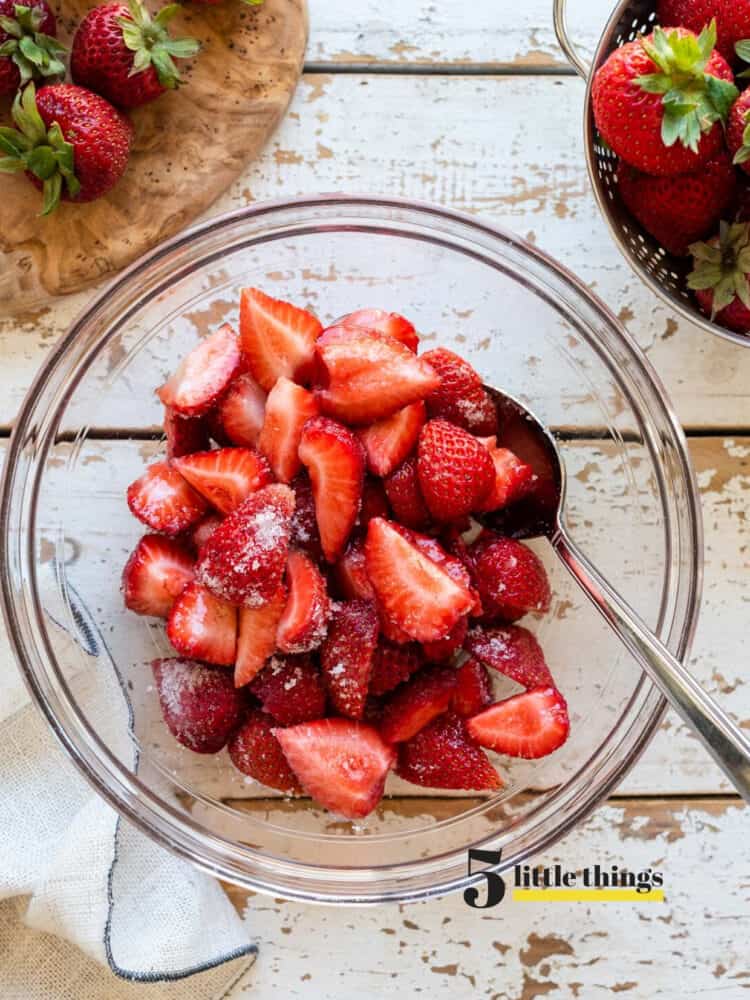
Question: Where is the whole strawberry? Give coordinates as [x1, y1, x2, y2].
[0, 0, 65, 96]
[688, 221, 750, 334]
[658, 0, 750, 64]
[71, 0, 200, 110]
[727, 89, 750, 174]
[0, 83, 133, 214]
[617, 151, 737, 256]
[592, 22, 737, 176]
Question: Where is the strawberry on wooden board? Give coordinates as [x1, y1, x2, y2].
[368, 639, 423, 696]
[467, 687, 570, 760]
[727, 89, 750, 174]
[71, 0, 200, 110]
[688, 221, 750, 333]
[276, 549, 330, 654]
[658, 0, 750, 64]
[157, 324, 243, 418]
[166, 580, 238, 666]
[315, 327, 440, 425]
[396, 711, 502, 791]
[383, 456, 431, 530]
[592, 23, 737, 176]
[163, 406, 210, 460]
[127, 460, 208, 536]
[250, 654, 327, 725]
[273, 718, 396, 819]
[465, 623, 554, 689]
[470, 535, 551, 623]
[228, 709, 303, 795]
[421, 348, 498, 436]
[152, 657, 244, 754]
[298, 416, 365, 563]
[379, 665, 458, 743]
[172, 447, 272, 515]
[357, 401, 425, 478]
[417, 419, 495, 522]
[476, 444, 536, 514]
[451, 657, 493, 717]
[0, 82, 132, 213]
[0, 0, 64, 97]
[320, 599, 379, 719]
[196, 483, 294, 606]
[122, 534, 194, 618]
[258, 376, 319, 483]
[239, 287, 322, 391]
[338, 308, 419, 352]
[215, 372, 267, 448]
[235, 585, 286, 687]
[616, 152, 737, 257]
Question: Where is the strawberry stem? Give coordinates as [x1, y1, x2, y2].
[0, 3, 66, 85]
[116, 0, 200, 90]
[688, 222, 750, 317]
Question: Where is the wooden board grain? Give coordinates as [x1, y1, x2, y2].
[0, 0, 307, 311]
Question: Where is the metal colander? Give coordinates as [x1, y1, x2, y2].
[553, 0, 748, 346]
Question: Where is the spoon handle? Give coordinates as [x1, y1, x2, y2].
[554, 527, 750, 804]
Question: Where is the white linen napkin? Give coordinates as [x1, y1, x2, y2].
[0, 567, 256, 998]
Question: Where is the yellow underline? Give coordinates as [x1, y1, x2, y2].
[512, 889, 665, 903]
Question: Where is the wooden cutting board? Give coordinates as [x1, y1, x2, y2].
[0, 0, 307, 313]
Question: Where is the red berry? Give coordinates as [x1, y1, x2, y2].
[379, 665, 458, 743]
[250, 654, 327, 726]
[369, 640, 424, 696]
[465, 624, 554, 689]
[235, 586, 287, 688]
[338, 308, 419, 352]
[470, 536, 551, 623]
[320, 600, 379, 719]
[451, 657, 493, 717]
[357, 401, 426, 478]
[467, 687, 570, 759]
[417, 420, 495, 522]
[166, 581, 237, 667]
[421, 348, 498, 435]
[239, 287, 322, 391]
[152, 657, 243, 754]
[173, 447, 272, 516]
[158, 324, 244, 418]
[228, 709, 303, 794]
[122, 534, 194, 618]
[384, 457, 431, 530]
[276, 550, 331, 654]
[127, 460, 208, 536]
[215, 372, 267, 449]
[258, 376, 319, 483]
[396, 711, 501, 790]
[163, 407, 210, 460]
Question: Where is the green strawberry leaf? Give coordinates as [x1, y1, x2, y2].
[705, 75, 739, 120]
[0, 155, 24, 172]
[0, 15, 22, 37]
[40, 171, 61, 216]
[26, 143, 56, 179]
[163, 37, 199, 58]
[736, 39, 750, 63]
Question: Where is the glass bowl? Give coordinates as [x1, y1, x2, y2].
[0, 196, 702, 903]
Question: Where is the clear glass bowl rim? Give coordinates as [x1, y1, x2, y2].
[0, 194, 703, 904]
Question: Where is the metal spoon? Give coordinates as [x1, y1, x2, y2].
[482, 385, 750, 804]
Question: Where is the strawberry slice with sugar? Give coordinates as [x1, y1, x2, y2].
[276, 550, 331, 654]
[157, 324, 244, 417]
[190, 514, 223, 554]
[451, 657, 493, 716]
[339, 308, 419, 352]
[465, 624, 554, 689]
[258, 376, 319, 483]
[166, 581, 238, 666]
[417, 419, 495, 522]
[421, 347, 498, 435]
[357, 477, 391, 529]
[365, 517, 474, 642]
[333, 538, 376, 602]
[196, 483, 295, 606]
[122, 534, 194, 618]
[396, 711, 502, 790]
[320, 599, 379, 719]
[384, 456, 431, 530]
[315, 327, 440, 424]
[273, 718, 396, 819]
[164, 407, 210, 459]
[289, 474, 324, 561]
[173, 448, 272, 516]
[152, 657, 244, 754]
[379, 665, 458, 743]
[250, 654, 327, 725]
[469, 536, 551, 622]
[235, 586, 287, 687]
[357, 401, 426, 478]
[240, 287, 322, 391]
[215, 372, 267, 448]
[422, 615, 468, 663]
[476, 445, 535, 513]
[228, 709, 303, 794]
[298, 416, 365, 563]
[369, 639, 424, 696]
[127, 461, 208, 536]
[467, 687, 570, 759]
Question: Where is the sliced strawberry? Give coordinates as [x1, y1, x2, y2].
[127, 461, 208, 536]
[164, 407, 210, 460]
[258, 377, 319, 483]
[315, 327, 440, 424]
[357, 401, 426, 478]
[387, 523, 480, 614]
[152, 657, 244, 754]
[469, 536, 551, 622]
[379, 665, 458, 743]
[476, 446, 535, 513]
[357, 477, 391, 529]
[215, 372, 267, 448]
[467, 687, 570, 759]
[196, 484, 295, 606]
[421, 347, 498, 435]
[228, 709, 303, 794]
[451, 657, 493, 716]
[417, 419, 495, 522]
[320, 599, 379, 719]
[239, 287, 322, 391]
[332, 537, 375, 602]
[235, 585, 287, 687]
[157, 324, 243, 417]
[273, 718, 395, 819]
[379, 610, 414, 645]
[122, 534, 194, 618]
[172, 448, 273, 516]
[465, 624, 554, 689]
[369, 640, 423, 696]
[166, 581, 238, 666]
[298, 416, 365, 563]
[339, 308, 419, 352]
[190, 514, 223, 554]
[396, 711, 501, 790]
[383, 456, 431, 530]
[276, 550, 331, 654]
[289, 474, 324, 561]
[365, 518, 474, 642]
[422, 615, 468, 663]
[250, 654, 327, 725]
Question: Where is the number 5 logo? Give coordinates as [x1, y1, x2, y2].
[463, 848, 506, 908]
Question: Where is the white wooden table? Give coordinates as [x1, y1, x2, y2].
[2, 1, 749, 995]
